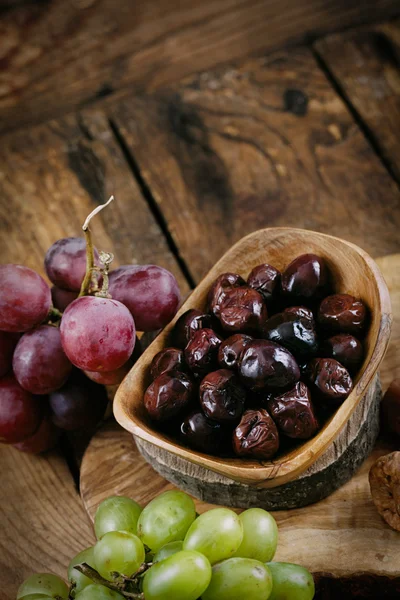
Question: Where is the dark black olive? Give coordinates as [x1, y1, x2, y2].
[281, 254, 329, 302]
[318, 294, 367, 335]
[238, 339, 300, 392]
[305, 358, 353, 406]
[184, 328, 223, 377]
[150, 347, 188, 379]
[267, 382, 319, 439]
[264, 311, 318, 360]
[144, 371, 194, 421]
[320, 333, 363, 374]
[207, 272, 246, 318]
[218, 334, 253, 370]
[233, 409, 279, 459]
[199, 369, 246, 423]
[218, 287, 268, 335]
[247, 264, 280, 305]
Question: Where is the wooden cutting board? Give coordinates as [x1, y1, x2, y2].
[80, 254, 400, 590]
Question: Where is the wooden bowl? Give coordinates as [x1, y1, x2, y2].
[114, 228, 392, 489]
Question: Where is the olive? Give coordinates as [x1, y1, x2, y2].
[281, 254, 329, 302]
[171, 309, 214, 348]
[218, 287, 268, 335]
[199, 369, 246, 423]
[264, 311, 318, 360]
[207, 272, 246, 318]
[180, 410, 229, 455]
[150, 347, 188, 379]
[233, 409, 279, 459]
[318, 294, 367, 335]
[381, 379, 400, 437]
[238, 339, 300, 392]
[284, 305, 314, 323]
[320, 333, 363, 374]
[184, 328, 223, 377]
[305, 358, 353, 406]
[144, 371, 194, 421]
[247, 263, 281, 305]
[267, 382, 319, 439]
[218, 334, 253, 370]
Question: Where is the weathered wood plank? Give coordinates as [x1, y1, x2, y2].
[109, 49, 400, 283]
[0, 445, 95, 597]
[1, 0, 400, 133]
[0, 110, 188, 293]
[315, 19, 400, 183]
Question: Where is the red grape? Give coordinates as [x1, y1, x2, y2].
[0, 331, 20, 377]
[0, 264, 51, 332]
[51, 286, 78, 312]
[13, 325, 72, 394]
[84, 336, 142, 385]
[13, 415, 60, 454]
[109, 265, 180, 331]
[0, 374, 43, 443]
[49, 370, 108, 430]
[60, 296, 135, 371]
[44, 237, 100, 292]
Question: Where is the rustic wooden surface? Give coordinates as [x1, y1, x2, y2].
[1, 0, 400, 134]
[79, 253, 400, 582]
[109, 48, 400, 283]
[315, 19, 400, 184]
[1, 12, 400, 599]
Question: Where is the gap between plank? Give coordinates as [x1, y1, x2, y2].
[108, 118, 197, 289]
[312, 46, 400, 190]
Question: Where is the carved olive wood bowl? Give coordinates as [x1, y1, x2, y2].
[114, 228, 392, 489]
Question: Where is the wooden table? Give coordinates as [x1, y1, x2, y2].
[1, 6, 400, 599]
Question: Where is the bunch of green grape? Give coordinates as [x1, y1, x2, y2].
[17, 491, 315, 600]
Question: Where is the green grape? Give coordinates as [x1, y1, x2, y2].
[154, 541, 183, 563]
[183, 508, 243, 565]
[16, 596, 52, 600]
[137, 490, 196, 552]
[75, 584, 124, 600]
[93, 531, 145, 581]
[202, 558, 273, 600]
[267, 562, 315, 600]
[143, 550, 211, 600]
[94, 496, 142, 539]
[17, 573, 69, 599]
[233, 508, 278, 562]
[67, 547, 96, 596]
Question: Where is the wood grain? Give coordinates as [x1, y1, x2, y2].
[0, 445, 95, 597]
[110, 48, 400, 283]
[0, 110, 188, 293]
[1, 0, 400, 134]
[315, 19, 400, 183]
[80, 252, 400, 585]
[114, 228, 392, 488]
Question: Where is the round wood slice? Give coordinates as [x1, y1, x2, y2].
[135, 375, 381, 510]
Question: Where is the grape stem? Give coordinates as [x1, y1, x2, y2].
[79, 195, 114, 298]
[74, 563, 145, 599]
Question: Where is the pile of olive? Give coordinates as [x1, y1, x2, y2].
[143, 254, 368, 460]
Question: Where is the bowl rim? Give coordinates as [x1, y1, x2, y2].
[114, 227, 392, 488]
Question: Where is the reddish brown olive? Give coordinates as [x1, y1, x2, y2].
[218, 287, 268, 335]
[247, 264, 280, 305]
[318, 294, 367, 335]
[381, 379, 400, 437]
[144, 371, 193, 421]
[207, 272, 246, 318]
[233, 409, 279, 459]
[305, 358, 353, 406]
[172, 309, 214, 348]
[320, 334, 363, 374]
[184, 328, 223, 377]
[150, 347, 188, 379]
[264, 312, 318, 361]
[281, 254, 329, 302]
[218, 334, 253, 370]
[267, 382, 319, 439]
[284, 306, 314, 323]
[238, 340, 300, 392]
[199, 369, 246, 423]
[180, 410, 229, 455]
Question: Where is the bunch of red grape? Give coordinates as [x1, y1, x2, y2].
[0, 235, 180, 454]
